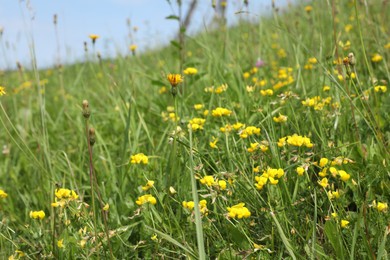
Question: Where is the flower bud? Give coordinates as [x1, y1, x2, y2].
[82, 100, 90, 119]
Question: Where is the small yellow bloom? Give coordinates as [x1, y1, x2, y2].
[371, 53, 383, 63]
[319, 158, 329, 167]
[227, 203, 251, 219]
[331, 212, 338, 218]
[159, 86, 167, 94]
[323, 85, 330, 92]
[344, 24, 353, 33]
[129, 44, 137, 51]
[30, 210, 45, 220]
[169, 186, 177, 194]
[151, 234, 158, 241]
[57, 239, 64, 248]
[318, 177, 328, 188]
[136, 194, 157, 205]
[304, 5, 313, 13]
[212, 107, 232, 117]
[103, 203, 110, 211]
[167, 74, 183, 87]
[89, 34, 99, 44]
[296, 167, 305, 176]
[183, 67, 198, 75]
[0, 189, 8, 198]
[130, 153, 148, 164]
[200, 175, 215, 186]
[273, 114, 288, 123]
[338, 170, 350, 181]
[0, 86, 6, 96]
[194, 104, 204, 110]
[182, 201, 195, 210]
[376, 201, 388, 212]
[374, 86, 387, 93]
[340, 219, 349, 228]
[209, 138, 218, 149]
[142, 180, 155, 191]
[218, 180, 227, 190]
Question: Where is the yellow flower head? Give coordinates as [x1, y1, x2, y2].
[183, 67, 198, 75]
[371, 53, 383, 63]
[103, 203, 110, 211]
[318, 177, 328, 188]
[130, 153, 149, 164]
[57, 239, 64, 248]
[273, 114, 288, 123]
[341, 219, 349, 228]
[30, 210, 45, 220]
[142, 180, 155, 191]
[89, 34, 99, 44]
[376, 201, 388, 212]
[136, 194, 157, 205]
[218, 180, 227, 190]
[304, 5, 313, 13]
[182, 201, 195, 210]
[129, 44, 137, 51]
[296, 167, 305, 176]
[227, 203, 251, 219]
[167, 74, 183, 87]
[0, 189, 8, 198]
[200, 175, 215, 186]
[0, 86, 6, 96]
[212, 107, 232, 117]
[338, 170, 350, 182]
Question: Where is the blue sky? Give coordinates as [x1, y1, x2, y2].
[0, 0, 290, 70]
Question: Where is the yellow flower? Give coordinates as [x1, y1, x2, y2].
[328, 190, 340, 200]
[183, 67, 198, 75]
[371, 53, 383, 63]
[374, 86, 387, 93]
[199, 200, 208, 215]
[319, 158, 329, 167]
[344, 24, 353, 33]
[376, 202, 388, 212]
[129, 44, 137, 51]
[385, 42, 390, 49]
[273, 114, 288, 123]
[340, 219, 349, 228]
[209, 138, 218, 149]
[218, 180, 227, 190]
[0, 86, 6, 96]
[194, 104, 204, 110]
[130, 153, 148, 164]
[89, 34, 99, 44]
[103, 203, 110, 211]
[286, 134, 313, 148]
[331, 212, 338, 218]
[136, 194, 157, 205]
[304, 5, 313, 13]
[200, 175, 215, 186]
[323, 85, 330, 92]
[296, 167, 305, 176]
[188, 117, 206, 131]
[260, 89, 274, 96]
[243, 72, 250, 79]
[142, 180, 155, 191]
[239, 126, 261, 138]
[151, 234, 158, 241]
[182, 201, 195, 210]
[318, 177, 328, 188]
[338, 170, 350, 181]
[211, 107, 232, 117]
[167, 74, 183, 87]
[30, 210, 45, 220]
[227, 203, 251, 219]
[0, 189, 8, 198]
[159, 86, 167, 94]
[57, 239, 64, 248]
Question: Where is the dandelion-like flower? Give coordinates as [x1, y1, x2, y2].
[371, 53, 383, 63]
[167, 74, 183, 87]
[89, 34, 99, 44]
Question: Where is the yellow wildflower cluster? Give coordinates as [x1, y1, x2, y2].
[304, 57, 318, 70]
[182, 199, 209, 215]
[199, 175, 215, 186]
[273, 114, 287, 123]
[183, 67, 198, 75]
[327, 190, 341, 200]
[161, 106, 179, 122]
[142, 180, 155, 191]
[52, 188, 79, 207]
[227, 203, 251, 219]
[130, 153, 149, 164]
[239, 126, 261, 138]
[272, 67, 294, 90]
[278, 134, 313, 148]
[211, 107, 232, 117]
[247, 141, 269, 153]
[194, 104, 204, 110]
[255, 167, 285, 190]
[260, 89, 274, 96]
[204, 84, 228, 94]
[374, 85, 387, 93]
[302, 96, 333, 110]
[136, 194, 157, 205]
[188, 117, 206, 131]
[30, 210, 45, 220]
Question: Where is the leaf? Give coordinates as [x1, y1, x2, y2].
[165, 15, 180, 21]
[324, 220, 345, 259]
[170, 40, 182, 49]
[269, 211, 297, 260]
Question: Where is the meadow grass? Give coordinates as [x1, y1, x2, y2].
[0, 0, 389, 259]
